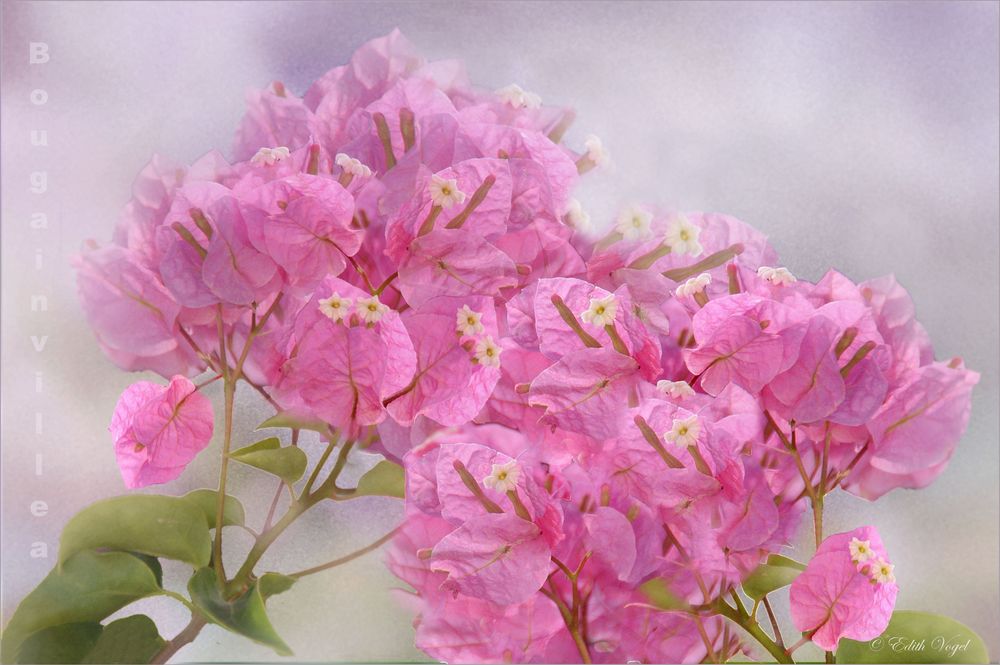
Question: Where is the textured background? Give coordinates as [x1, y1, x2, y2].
[2, 1, 998, 662]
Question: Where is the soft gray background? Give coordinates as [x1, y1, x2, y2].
[2, 1, 998, 662]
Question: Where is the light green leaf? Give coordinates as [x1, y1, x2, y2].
[259, 572, 297, 600]
[230, 437, 308, 484]
[638, 578, 691, 612]
[742, 554, 806, 600]
[59, 495, 212, 568]
[182, 489, 246, 529]
[836, 610, 989, 664]
[256, 412, 330, 434]
[0, 551, 161, 663]
[354, 460, 405, 498]
[14, 622, 103, 664]
[83, 615, 165, 664]
[188, 568, 292, 656]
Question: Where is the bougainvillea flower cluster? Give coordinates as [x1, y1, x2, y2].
[70, 30, 979, 663]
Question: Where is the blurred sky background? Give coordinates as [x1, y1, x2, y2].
[2, 1, 998, 662]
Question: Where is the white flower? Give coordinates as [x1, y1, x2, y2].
[250, 146, 291, 167]
[757, 266, 797, 286]
[428, 174, 467, 208]
[334, 153, 373, 178]
[583, 134, 609, 167]
[580, 294, 618, 328]
[318, 293, 352, 323]
[675, 273, 712, 298]
[456, 304, 485, 336]
[849, 537, 874, 564]
[356, 295, 388, 325]
[482, 459, 521, 493]
[565, 198, 592, 232]
[496, 84, 541, 109]
[473, 336, 503, 367]
[657, 380, 695, 400]
[869, 558, 896, 585]
[664, 215, 703, 256]
[614, 204, 653, 241]
[664, 415, 700, 448]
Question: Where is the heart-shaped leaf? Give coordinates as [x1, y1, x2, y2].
[59, 495, 212, 568]
[230, 437, 308, 484]
[256, 412, 330, 434]
[354, 460, 405, 498]
[742, 554, 806, 600]
[14, 622, 103, 664]
[259, 572, 297, 600]
[83, 615, 165, 664]
[182, 489, 246, 529]
[0, 551, 161, 663]
[188, 568, 292, 656]
[836, 610, 989, 663]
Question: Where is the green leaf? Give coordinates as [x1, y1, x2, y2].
[836, 610, 989, 664]
[187, 568, 292, 656]
[129, 553, 164, 587]
[0, 551, 161, 663]
[15, 622, 103, 664]
[259, 572, 297, 600]
[59, 495, 212, 568]
[256, 412, 330, 434]
[182, 489, 246, 529]
[83, 615, 165, 664]
[742, 554, 806, 601]
[638, 578, 691, 612]
[230, 437, 308, 484]
[354, 460, 405, 498]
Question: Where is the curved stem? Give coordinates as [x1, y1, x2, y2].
[150, 615, 206, 665]
[714, 598, 794, 664]
[213, 307, 233, 587]
[289, 526, 402, 578]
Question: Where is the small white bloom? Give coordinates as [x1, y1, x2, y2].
[334, 153, 373, 178]
[664, 415, 700, 448]
[318, 293, 352, 323]
[482, 459, 521, 493]
[675, 273, 712, 298]
[428, 174, 467, 208]
[614, 204, 653, 241]
[496, 83, 541, 109]
[849, 537, 874, 564]
[869, 558, 896, 585]
[664, 215, 703, 256]
[583, 134, 609, 167]
[580, 294, 618, 328]
[356, 295, 388, 325]
[757, 266, 797, 286]
[657, 380, 695, 400]
[564, 198, 592, 232]
[474, 335, 503, 367]
[456, 304, 485, 336]
[250, 146, 291, 167]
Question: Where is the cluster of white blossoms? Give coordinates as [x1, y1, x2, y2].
[657, 379, 695, 400]
[676, 272, 712, 298]
[429, 174, 467, 208]
[318, 292, 388, 325]
[580, 294, 618, 328]
[495, 83, 542, 110]
[664, 414, 700, 448]
[757, 265, 797, 286]
[335, 152, 373, 178]
[482, 459, 521, 493]
[849, 537, 896, 585]
[456, 304, 501, 368]
[250, 145, 291, 167]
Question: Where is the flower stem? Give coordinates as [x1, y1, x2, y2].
[714, 596, 794, 664]
[288, 526, 402, 578]
[149, 615, 206, 665]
